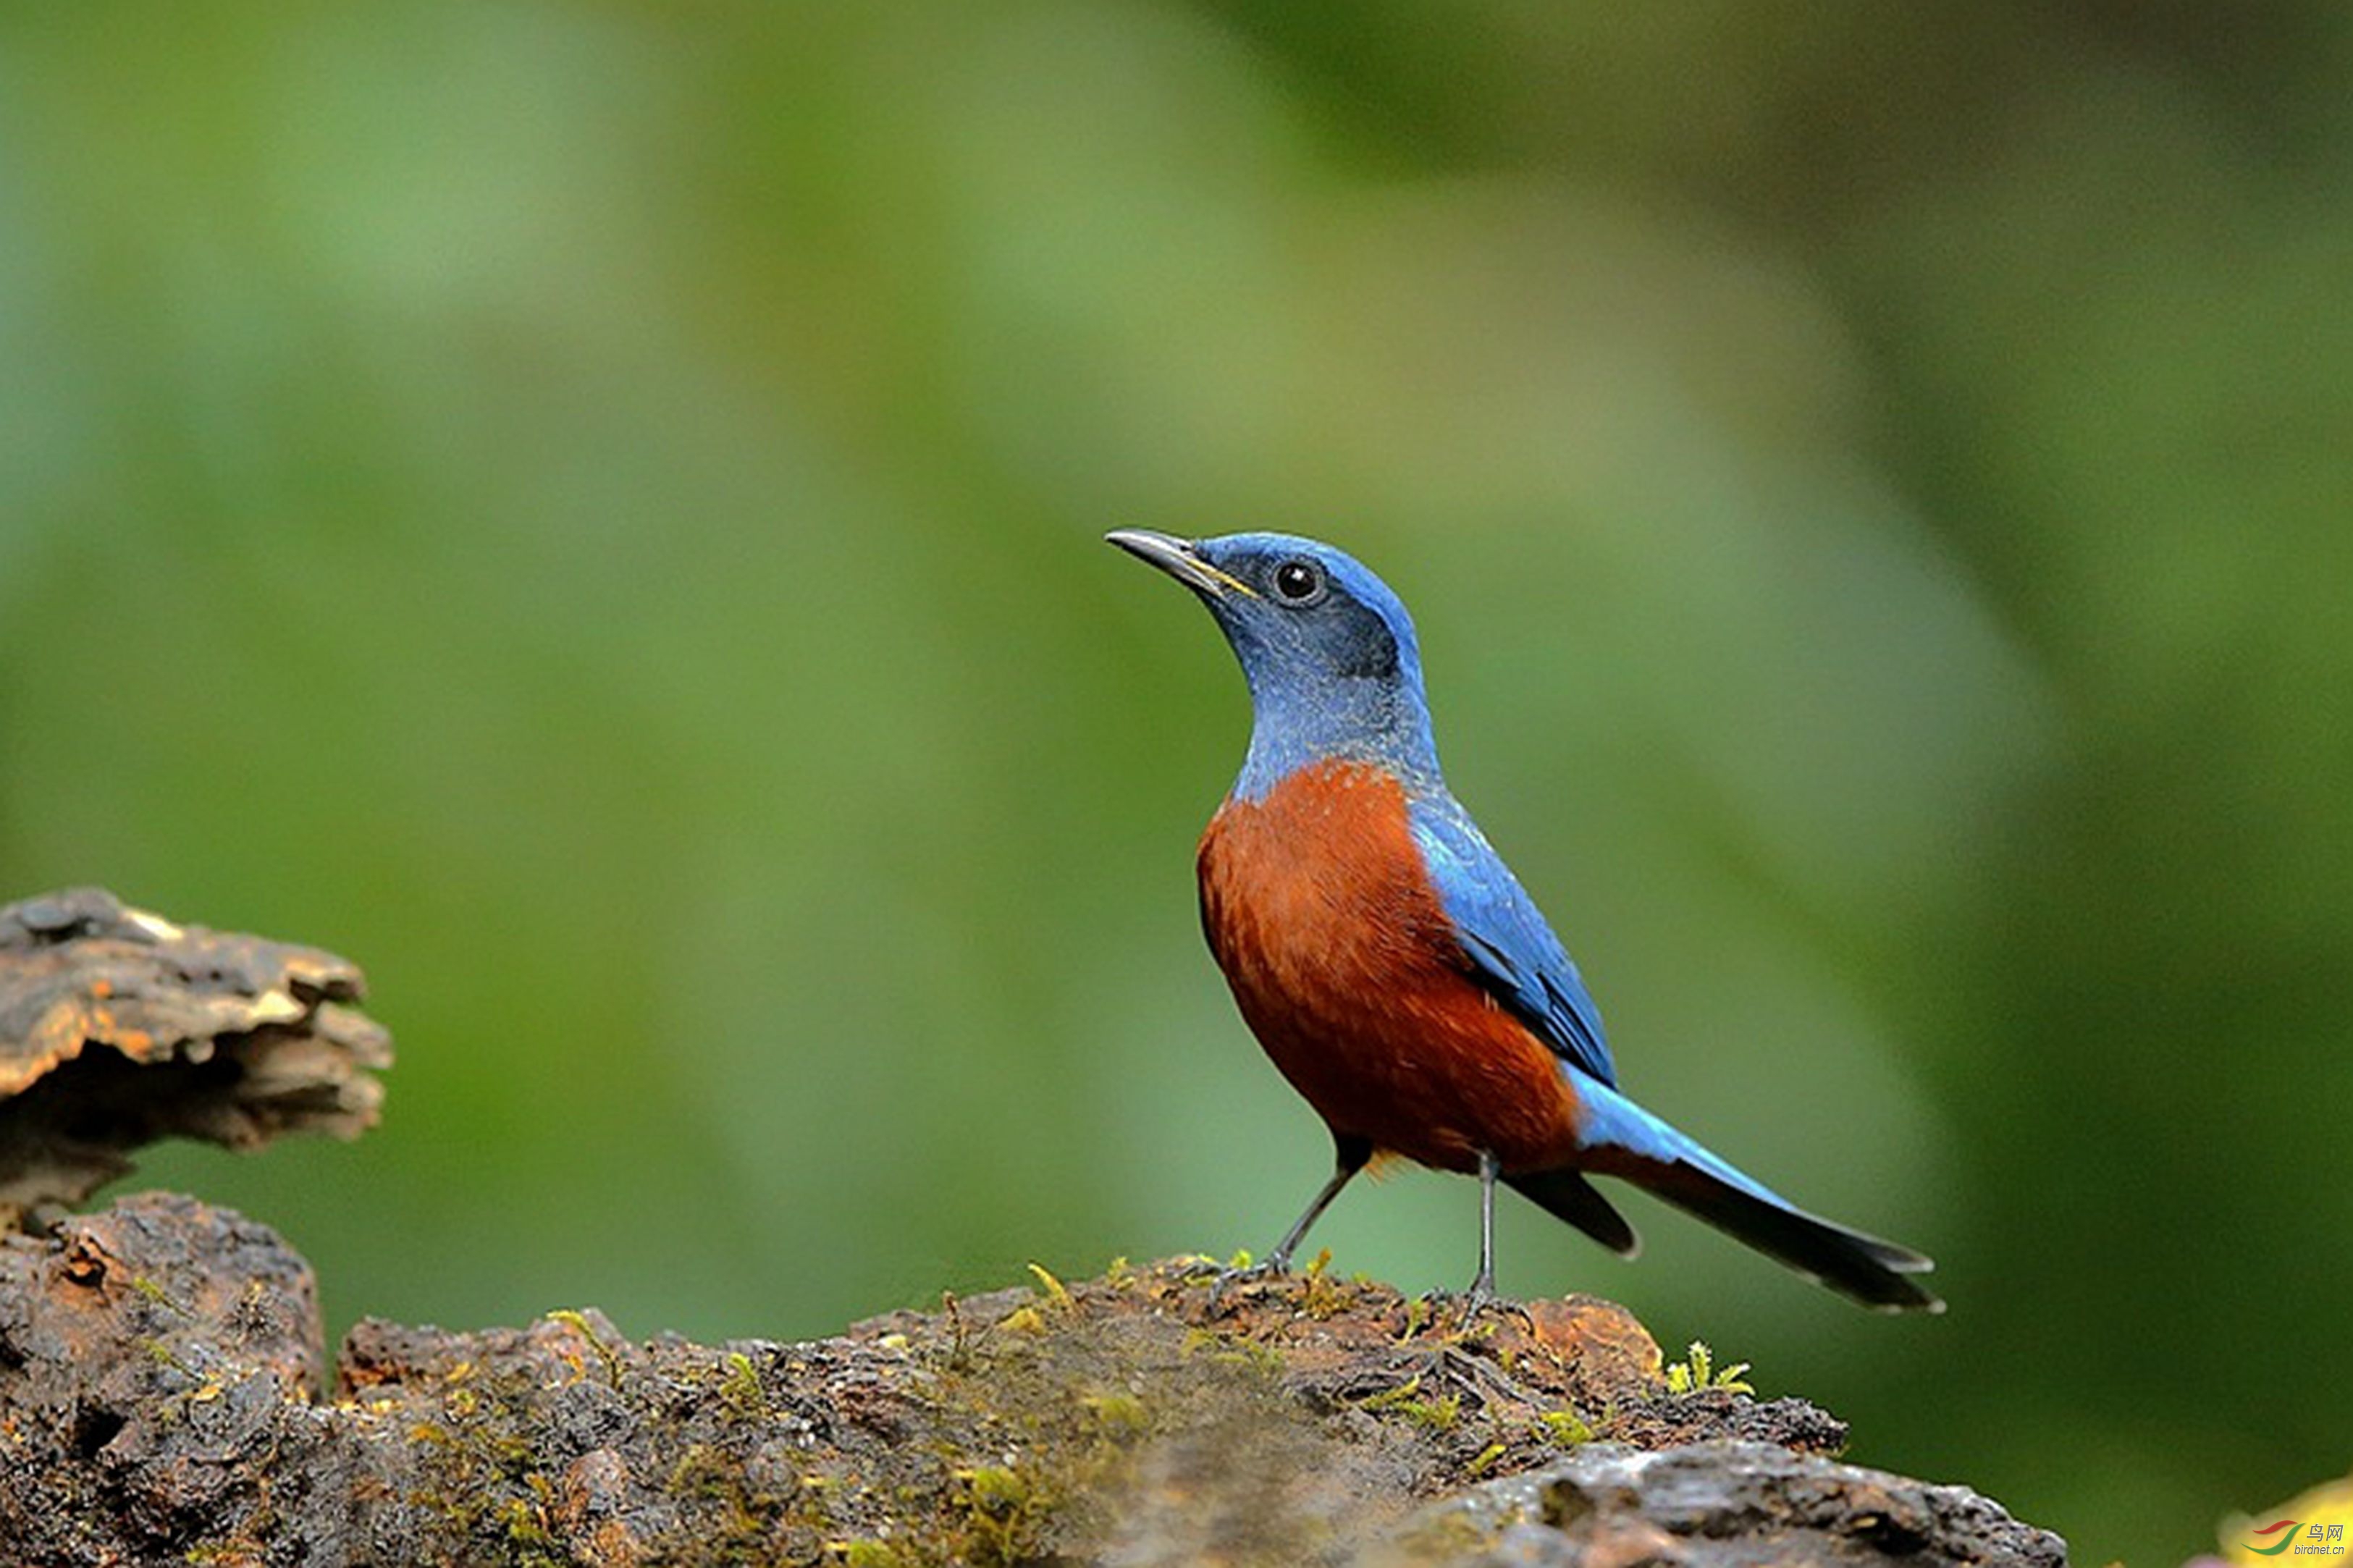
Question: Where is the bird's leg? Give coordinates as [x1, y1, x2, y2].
[1465, 1148, 1500, 1305]
[1420, 1151, 1526, 1333]
[1209, 1134, 1371, 1310]
[1267, 1135, 1371, 1270]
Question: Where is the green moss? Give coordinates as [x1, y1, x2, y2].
[717, 1351, 765, 1420]
[546, 1310, 626, 1388]
[1176, 1255, 1223, 1286]
[664, 1442, 790, 1561]
[1398, 1394, 1461, 1431]
[947, 1463, 1045, 1567]
[1355, 1373, 1424, 1412]
[1662, 1341, 1754, 1396]
[1024, 1263, 1073, 1311]
[825, 1542, 914, 1568]
[1536, 1409, 1594, 1446]
[1078, 1388, 1150, 1440]
[494, 1496, 560, 1556]
[1176, 1328, 1284, 1376]
[1356, 1373, 1460, 1431]
[143, 1338, 201, 1379]
[395, 1362, 592, 1562]
[1297, 1251, 1354, 1319]
[994, 1304, 1047, 1336]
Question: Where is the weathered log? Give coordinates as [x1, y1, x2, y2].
[0, 891, 2063, 1565]
[0, 888, 390, 1226]
[0, 1195, 2061, 1567]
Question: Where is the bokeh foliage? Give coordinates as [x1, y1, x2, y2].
[4, 4, 2349, 1561]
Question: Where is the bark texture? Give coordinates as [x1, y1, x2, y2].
[0, 888, 390, 1226]
[0, 890, 2063, 1566]
[0, 1196, 2063, 1567]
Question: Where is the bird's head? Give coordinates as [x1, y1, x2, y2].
[1108, 529, 1439, 798]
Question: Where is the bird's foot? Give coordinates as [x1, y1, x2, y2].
[1415, 1280, 1533, 1339]
[1376, 1338, 1544, 1417]
[1202, 1252, 1295, 1315]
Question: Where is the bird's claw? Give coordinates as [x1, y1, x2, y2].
[1418, 1283, 1532, 1337]
[1204, 1255, 1292, 1315]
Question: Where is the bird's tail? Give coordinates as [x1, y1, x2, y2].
[1557, 1074, 1942, 1313]
[1507, 1166, 1640, 1257]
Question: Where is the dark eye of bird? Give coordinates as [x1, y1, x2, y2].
[1273, 560, 1323, 602]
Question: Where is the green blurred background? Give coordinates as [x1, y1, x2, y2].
[4, 4, 2348, 1561]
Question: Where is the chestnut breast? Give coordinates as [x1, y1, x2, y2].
[1196, 761, 1583, 1173]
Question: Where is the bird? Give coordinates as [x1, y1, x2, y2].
[1107, 528, 1941, 1313]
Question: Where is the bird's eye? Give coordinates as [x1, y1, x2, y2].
[1272, 559, 1324, 602]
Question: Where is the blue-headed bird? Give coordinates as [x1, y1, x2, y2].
[1109, 529, 1940, 1312]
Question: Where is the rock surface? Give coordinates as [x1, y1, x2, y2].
[0, 892, 2062, 1564]
[1399, 1441, 2068, 1567]
[0, 1194, 2063, 1567]
[0, 888, 391, 1226]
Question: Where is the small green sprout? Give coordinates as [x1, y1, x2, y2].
[547, 1310, 625, 1388]
[1299, 1249, 1352, 1318]
[995, 1304, 1047, 1335]
[1536, 1409, 1594, 1446]
[1662, 1340, 1754, 1395]
[1026, 1262, 1073, 1310]
[719, 1350, 765, 1418]
[1357, 1374, 1426, 1412]
[1356, 1374, 1461, 1430]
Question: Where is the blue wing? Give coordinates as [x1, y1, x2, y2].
[1407, 793, 1617, 1087]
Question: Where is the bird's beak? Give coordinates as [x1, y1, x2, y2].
[1104, 529, 1259, 600]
